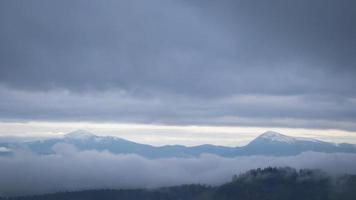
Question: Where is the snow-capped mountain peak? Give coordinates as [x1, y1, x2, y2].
[64, 130, 96, 139]
[253, 131, 323, 145]
[258, 131, 295, 144]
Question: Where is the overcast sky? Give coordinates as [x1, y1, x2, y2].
[0, 0, 356, 143]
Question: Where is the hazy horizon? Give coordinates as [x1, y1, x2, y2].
[0, 0, 355, 198]
[1, 123, 356, 147]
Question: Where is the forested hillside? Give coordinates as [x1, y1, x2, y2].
[2, 167, 356, 200]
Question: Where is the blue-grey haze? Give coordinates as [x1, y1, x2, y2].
[1, 130, 356, 196]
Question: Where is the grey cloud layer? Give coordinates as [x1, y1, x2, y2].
[1, 144, 356, 196]
[1, 87, 356, 130]
[0, 0, 355, 129]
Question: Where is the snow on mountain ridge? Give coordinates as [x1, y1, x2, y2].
[63, 130, 324, 145]
[64, 130, 96, 139]
[258, 131, 295, 144]
[258, 131, 322, 144]
[2, 130, 356, 157]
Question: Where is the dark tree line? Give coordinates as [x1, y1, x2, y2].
[2, 167, 356, 200]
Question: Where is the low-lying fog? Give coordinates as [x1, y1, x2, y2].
[1, 143, 356, 196]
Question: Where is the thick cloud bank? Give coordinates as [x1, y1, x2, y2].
[1, 144, 356, 196]
[0, 0, 356, 130]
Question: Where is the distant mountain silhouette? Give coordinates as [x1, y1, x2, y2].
[240, 131, 356, 156]
[1, 130, 355, 158]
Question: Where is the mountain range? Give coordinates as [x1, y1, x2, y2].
[1, 130, 356, 158]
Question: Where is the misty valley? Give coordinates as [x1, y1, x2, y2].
[2, 167, 356, 200]
[1, 130, 356, 199]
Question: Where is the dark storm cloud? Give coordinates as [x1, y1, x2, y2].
[0, 0, 355, 129]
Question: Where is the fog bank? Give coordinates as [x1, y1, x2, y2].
[1, 144, 356, 196]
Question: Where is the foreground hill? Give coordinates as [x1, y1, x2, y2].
[1, 130, 356, 158]
[2, 167, 356, 200]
